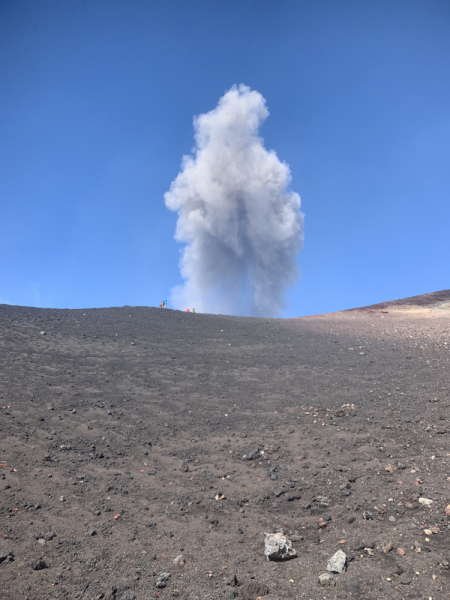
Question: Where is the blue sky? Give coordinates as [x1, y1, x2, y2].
[1, 0, 449, 317]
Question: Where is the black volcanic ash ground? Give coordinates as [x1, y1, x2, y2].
[0, 301, 450, 600]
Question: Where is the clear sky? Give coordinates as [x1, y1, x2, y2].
[1, 0, 449, 317]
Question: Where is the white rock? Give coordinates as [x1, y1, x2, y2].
[327, 549, 347, 573]
[318, 573, 335, 587]
[264, 532, 297, 561]
[419, 498, 433, 507]
[173, 555, 185, 566]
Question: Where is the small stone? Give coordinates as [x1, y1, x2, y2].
[327, 550, 347, 573]
[31, 558, 48, 570]
[71, 409, 76, 414]
[44, 531, 55, 541]
[389, 516, 396, 522]
[179, 462, 189, 472]
[59, 495, 66, 502]
[40, 331, 46, 335]
[382, 541, 393, 553]
[363, 511, 373, 520]
[225, 574, 238, 586]
[155, 572, 170, 588]
[245, 448, 261, 461]
[0, 549, 14, 564]
[272, 486, 283, 497]
[173, 555, 185, 566]
[418, 497, 433, 506]
[385, 464, 397, 473]
[318, 573, 335, 587]
[400, 575, 412, 585]
[84, 527, 97, 536]
[120, 593, 136, 600]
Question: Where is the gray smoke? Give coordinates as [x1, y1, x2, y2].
[164, 84, 304, 316]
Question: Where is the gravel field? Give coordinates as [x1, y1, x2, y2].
[1, 291, 450, 600]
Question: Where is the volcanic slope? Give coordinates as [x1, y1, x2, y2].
[0, 295, 449, 600]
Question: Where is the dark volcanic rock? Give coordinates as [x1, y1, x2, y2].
[0, 549, 14, 564]
[31, 558, 48, 570]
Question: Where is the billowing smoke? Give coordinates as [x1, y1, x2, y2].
[164, 84, 304, 317]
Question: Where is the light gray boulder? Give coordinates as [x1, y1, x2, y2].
[264, 532, 297, 561]
[327, 549, 347, 573]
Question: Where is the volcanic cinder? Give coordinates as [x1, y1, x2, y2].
[1, 291, 450, 600]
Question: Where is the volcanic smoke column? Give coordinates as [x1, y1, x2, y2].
[164, 84, 304, 317]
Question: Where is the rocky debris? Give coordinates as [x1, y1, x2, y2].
[155, 572, 171, 588]
[0, 549, 14, 565]
[242, 581, 269, 600]
[173, 555, 185, 566]
[179, 461, 189, 472]
[31, 558, 48, 570]
[382, 541, 393, 553]
[85, 526, 97, 536]
[318, 573, 335, 587]
[120, 593, 136, 600]
[264, 532, 297, 561]
[327, 550, 347, 573]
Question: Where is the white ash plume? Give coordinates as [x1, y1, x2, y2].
[164, 84, 304, 316]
